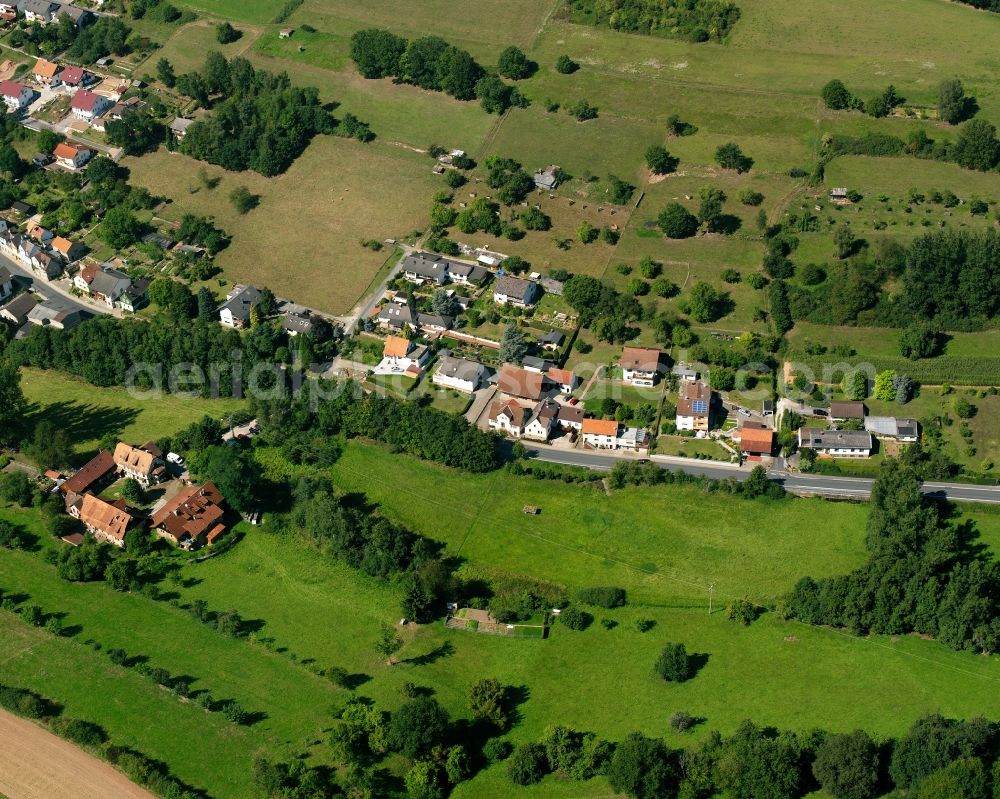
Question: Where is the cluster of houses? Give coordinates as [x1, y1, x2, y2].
[797, 400, 918, 459]
[59, 441, 229, 550]
[217, 283, 323, 337]
[0, 217, 87, 282]
[0, 58, 99, 114]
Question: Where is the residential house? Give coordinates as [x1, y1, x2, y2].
[28, 224, 53, 244]
[417, 312, 453, 332]
[539, 276, 564, 296]
[618, 427, 650, 452]
[829, 187, 850, 205]
[150, 481, 227, 549]
[70, 88, 112, 120]
[32, 58, 61, 86]
[523, 400, 560, 442]
[382, 334, 428, 372]
[432, 354, 488, 393]
[522, 356, 553, 373]
[671, 362, 699, 382]
[547, 367, 578, 395]
[282, 310, 314, 337]
[57, 64, 86, 87]
[50, 235, 84, 262]
[532, 165, 561, 190]
[538, 330, 564, 351]
[53, 141, 92, 170]
[798, 428, 873, 458]
[33, 252, 62, 280]
[0, 293, 37, 326]
[448, 260, 490, 286]
[620, 346, 665, 387]
[19, 0, 59, 24]
[113, 441, 165, 486]
[55, 3, 94, 27]
[116, 279, 149, 313]
[489, 399, 527, 437]
[376, 303, 416, 331]
[829, 400, 865, 421]
[493, 275, 540, 307]
[864, 416, 919, 442]
[402, 251, 450, 285]
[218, 284, 261, 328]
[31, 151, 52, 167]
[556, 404, 585, 432]
[10, 201, 35, 217]
[737, 424, 774, 456]
[74, 492, 137, 548]
[169, 117, 194, 140]
[88, 265, 131, 307]
[581, 418, 620, 449]
[676, 380, 712, 431]
[0, 265, 11, 301]
[0, 80, 32, 110]
[60, 449, 115, 501]
[27, 298, 81, 330]
[497, 363, 550, 402]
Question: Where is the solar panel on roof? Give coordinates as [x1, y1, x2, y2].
[692, 400, 708, 413]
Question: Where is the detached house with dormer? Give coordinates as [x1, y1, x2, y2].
[113, 441, 166, 486]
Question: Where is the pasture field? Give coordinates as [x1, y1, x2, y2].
[168, 0, 283, 24]
[18, 368, 246, 464]
[135, 19, 262, 74]
[123, 139, 442, 315]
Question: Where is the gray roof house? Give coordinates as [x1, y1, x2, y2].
[117, 279, 149, 313]
[55, 3, 93, 26]
[533, 165, 560, 190]
[89, 266, 131, 306]
[0, 292, 37, 326]
[27, 297, 82, 330]
[377, 304, 416, 330]
[538, 330, 564, 351]
[169, 117, 195, 139]
[218, 285, 261, 328]
[432, 354, 489, 393]
[282, 311, 315, 337]
[0, 264, 11, 300]
[402, 252, 450, 285]
[417, 312, 453, 331]
[448, 261, 490, 285]
[864, 416, 919, 442]
[797, 428, 873, 457]
[19, 0, 59, 22]
[493, 275, 540, 307]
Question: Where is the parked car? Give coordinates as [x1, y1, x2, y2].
[167, 452, 185, 466]
[813, 408, 828, 417]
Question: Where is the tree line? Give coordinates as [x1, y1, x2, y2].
[566, 0, 741, 41]
[175, 53, 372, 176]
[349, 29, 528, 114]
[786, 459, 999, 653]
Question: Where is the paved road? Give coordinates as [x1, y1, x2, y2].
[524, 446, 1000, 505]
[338, 244, 413, 333]
[0, 252, 103, 317]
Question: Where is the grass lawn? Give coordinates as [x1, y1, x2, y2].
[123, 140, 441, 315]
[656, 434, 733, 460]
[168, 0, 284, 24]
[136, 19, 263, 75]
[19, 368, 246, 465]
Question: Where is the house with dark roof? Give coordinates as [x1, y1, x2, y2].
[377, 303, 416, 331]
[60, 449, 115, 499]
[117, 279, 149, 313]
[0, 265, 11, 301]
[55, 3, 93, 27]
[169, 117, 194, 140]
[532, 165, 561, 190]
[27, 298, 82, 330]
[448, 260, 490, 286]
[87, 265, 131, 307]
[218, 284, 261, 328]
[58, 64, 86, 87]
[0, 292, 37, 326]
[523, 400, 560, 441]
[829, 401, 865, 421]
[493, 275, 540, 308]
[282, 310, 315, 337]
[150, 481, 227, 549]
[798, 428, 873, 458]
[18, 0, 59, 25]
[402, 251, 450, 285]
[557, 404, 585, 432]
[538, 330, 564, 351]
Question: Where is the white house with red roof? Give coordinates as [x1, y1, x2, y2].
[70, 88, 112, 120]
[53, 141, 92, 170]
[0, 80, 32, 110]
[58, 64, 87, 87]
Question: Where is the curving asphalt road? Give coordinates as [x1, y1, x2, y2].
[524, 446, 1000, 505]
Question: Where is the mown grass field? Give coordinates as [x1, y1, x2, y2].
[136, 19, 262, 74]
[123, 139, 441, 315]
[18, 368, 246, 464]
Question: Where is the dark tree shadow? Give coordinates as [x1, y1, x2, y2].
[687, 652, 710, 679]
[344, 673, 372, 690]
[714, 214, 742, 235]
[22, 400, 141, 465]
[404, 640, 455, 666]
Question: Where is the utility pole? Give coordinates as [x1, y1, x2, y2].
[708, 582, 716, 615]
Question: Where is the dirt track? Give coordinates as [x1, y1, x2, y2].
[0, 710, 155, 799]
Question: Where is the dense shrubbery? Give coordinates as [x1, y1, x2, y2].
[566, 0, 741, 41]
[576, 586, 626, 608]
[786, 460, 1000, 652]
[177, 54, 370, 176]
